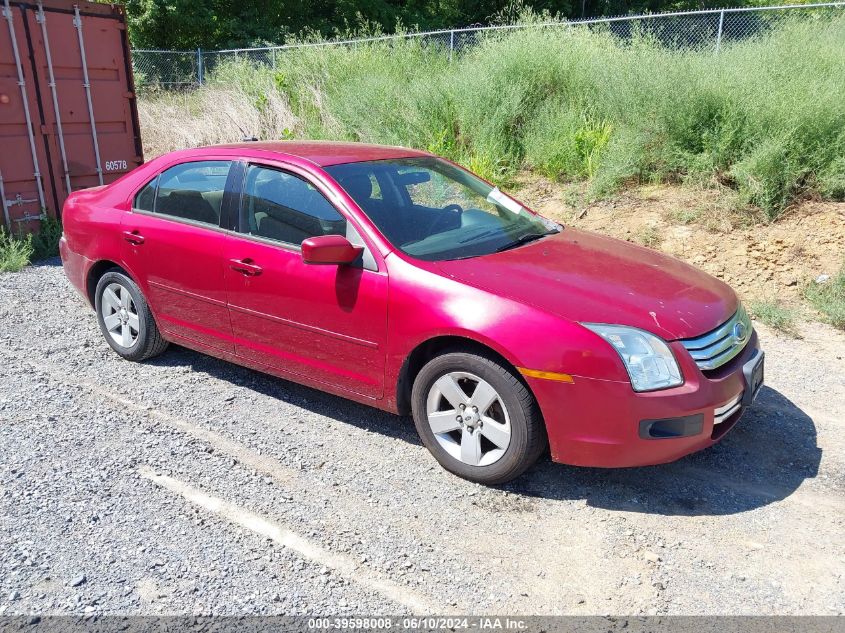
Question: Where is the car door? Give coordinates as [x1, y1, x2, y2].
[224, 162, 388, 398]
[122, 159, 238, 354]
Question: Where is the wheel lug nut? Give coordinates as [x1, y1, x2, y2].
[459, 404, 465, 409]
[456, 416, 462, 422]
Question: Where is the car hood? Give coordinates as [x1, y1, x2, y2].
[435, 228, 737, 340]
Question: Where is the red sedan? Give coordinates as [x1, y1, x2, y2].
[60, 141, 764, 484]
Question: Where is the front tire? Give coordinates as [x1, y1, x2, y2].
[94, 270, 168, 362]
[411, 351, 547, 485]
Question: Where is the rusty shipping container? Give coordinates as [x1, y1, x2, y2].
[0, 0, 142, 232]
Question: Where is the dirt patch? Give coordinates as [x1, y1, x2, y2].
[512, 176, 845, 311]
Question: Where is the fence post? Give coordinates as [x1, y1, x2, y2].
[715, 9, 725, 54]
[196, 47, 203, 85]
[449, 30, 455, 62]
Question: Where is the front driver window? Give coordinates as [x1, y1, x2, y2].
[241, 165, 347, 246]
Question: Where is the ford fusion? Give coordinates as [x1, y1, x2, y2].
[60, 141, 764, 484]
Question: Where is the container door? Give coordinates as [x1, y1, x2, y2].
[0, 2, 52, 230]
[24, 3, 142, 210]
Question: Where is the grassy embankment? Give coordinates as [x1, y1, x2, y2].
[140, 13, 845, 220]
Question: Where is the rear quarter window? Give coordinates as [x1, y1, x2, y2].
[133, 176, 158, 212]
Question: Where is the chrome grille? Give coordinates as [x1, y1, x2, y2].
[680, 307, 752, 371]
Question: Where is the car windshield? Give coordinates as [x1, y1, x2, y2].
[325, 158, 561, 261]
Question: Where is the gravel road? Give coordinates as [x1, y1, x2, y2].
[1, 260, 844, 616]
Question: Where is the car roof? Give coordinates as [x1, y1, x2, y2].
[202, 140, 434, 167]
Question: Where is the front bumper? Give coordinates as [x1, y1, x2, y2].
[530, 331, 762, 468]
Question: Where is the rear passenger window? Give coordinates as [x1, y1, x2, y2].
[143, 161, 231, 226]
[241, 165, 346, 246]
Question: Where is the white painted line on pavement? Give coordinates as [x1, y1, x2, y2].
[138, 465, 439, 614]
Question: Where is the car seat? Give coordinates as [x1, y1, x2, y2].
[157, 190, 219, 225]
[253, 177, 330, 245]
[337, 174, 407, 243]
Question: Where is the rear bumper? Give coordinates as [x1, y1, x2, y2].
[59, 236, 93, 306]
[531, 331, 762, 468]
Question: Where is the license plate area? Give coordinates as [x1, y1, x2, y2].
[742, 350, 764, 406]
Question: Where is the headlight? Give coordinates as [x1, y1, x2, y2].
[581, 323, 683, 392]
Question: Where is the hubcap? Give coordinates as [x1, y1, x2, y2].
[425, 371, 511, 467]
[101, 282, 139, 348]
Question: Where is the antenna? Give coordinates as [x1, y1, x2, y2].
[223, 111, 257, 142]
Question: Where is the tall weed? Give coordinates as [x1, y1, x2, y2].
[32, 216, 62, 260]
[0, 232, 33, 273]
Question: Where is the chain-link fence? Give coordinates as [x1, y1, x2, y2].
[132, 2, 845, 88]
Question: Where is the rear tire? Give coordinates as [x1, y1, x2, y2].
[94, 270, 168, 362]
[411, 351, 546, 485]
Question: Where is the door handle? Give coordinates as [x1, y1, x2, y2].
[122, 230, 145, 245]
[229, 258, 263, 276]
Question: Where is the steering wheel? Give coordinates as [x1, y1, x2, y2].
[428, 203, 463, 235]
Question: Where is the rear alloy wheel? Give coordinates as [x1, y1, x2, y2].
[412, 352, 547, 484]
[94, 270, 169, 362]
[101, 282, 140, 348]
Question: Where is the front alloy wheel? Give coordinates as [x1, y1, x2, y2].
[426, 371, 512, 467]
[412, 351, 547, 485]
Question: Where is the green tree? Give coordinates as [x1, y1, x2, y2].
[123, 0, 788, 49]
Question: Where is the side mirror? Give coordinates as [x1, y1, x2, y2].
[301, 235, 363, 265]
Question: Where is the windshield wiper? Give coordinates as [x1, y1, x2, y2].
[495, 230, 557, 253]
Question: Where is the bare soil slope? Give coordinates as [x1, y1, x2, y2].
[514, 178, 845, 311]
